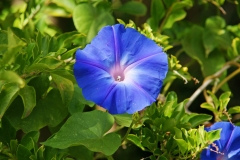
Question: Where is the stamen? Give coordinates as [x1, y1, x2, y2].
[117, 76, 121, 81]
[208, 143, 224, 156]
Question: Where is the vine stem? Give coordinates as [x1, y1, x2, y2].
[212, 68, 240, 94]
[121, 121, 134, 144]
[158, 4, 173, 34]
[185, 56, 240, 113]
[207, 0, 226, 15]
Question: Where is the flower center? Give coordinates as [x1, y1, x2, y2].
[111, 66, 125, 82]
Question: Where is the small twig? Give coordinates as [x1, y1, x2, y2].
[212, 68, 240, 94]
[207, 0, 226, 15]
[185, 56, 240, 113]
[23, 5, 41, 28]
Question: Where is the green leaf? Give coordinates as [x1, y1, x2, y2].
[151, 0, 165, 22]
[163, 101, 175, 117]
[21, 131, 39, 150]
[200, 102, 216, 112]
[10, 139, 18, 154]
[202, 16, 231, 56]
[207, 91, 219, 109]
[36, 145, 45, 160]
[0, 70, 25, 89]
[207, 129, 221, 143]
[51, 73, 74, 105]
[172, 99, 188, 122]
[27, 74, 50, 100]
[0, 83, 19, 119]
[61, 47, 78, 60]
[51, 70, 76, 84]
[45, 3, 72, 18]
[18, 85, 36, 118]
[51, 0, 76, 13]
[127, 134, 145, 150]
[118, 1, 147, 16]
[188, 114, 212, 128]
[162, 118, 176, 132]
[173, 127, 182, 139]
[56, 31, 84, 49]
[68, 146, 93, 160]
[202, 30, 231, 56]
[205, 16, 226, 30]
[219, 92, 231, 111]
[2, 28, 26, 66]
[171, 0, 193, 12]
[163, 0, 177, 8]
[114, 114, 132, 127]
[174, 138, 188, 154]
[0, 117, 16, 145]
[38, 57, 63, 70]
[158, 156, 168, 160]
[73, 3, 114, 42]
[163, 9, 186, 29]
[68, 85, 94, 115]
[42, 110, 121, 156]
[182, 25, 226, 77]
[16, 144, 32, 160]
[5, 89, 68, 133]
[228, 106, 240, 114]
[227, 38, 240, 59]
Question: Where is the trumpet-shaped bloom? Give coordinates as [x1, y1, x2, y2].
[74, 24, 168, 114]
[201, 122, 240, 160]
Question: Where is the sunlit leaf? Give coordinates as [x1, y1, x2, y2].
[73, 3, 114, 42]
[42, 110, 121, 156]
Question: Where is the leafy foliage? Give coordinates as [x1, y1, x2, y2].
[1, 0, 240, 159]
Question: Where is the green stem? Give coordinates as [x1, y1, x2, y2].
[121, 121, 134, 144]
[162, 80, 174, 96]
[212, 68, 240, 94]
[175, 48, 184, 58]
[158, 4, 173, 34]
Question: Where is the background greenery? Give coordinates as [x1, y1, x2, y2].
[0, 0, 240, 159]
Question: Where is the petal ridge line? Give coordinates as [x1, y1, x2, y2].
[76, 60, 110, 73]
[112, 26, 120, 67]
[124, 53, 167, 72]
[129, 79, 156, 101]
[100, 83, 117, 106]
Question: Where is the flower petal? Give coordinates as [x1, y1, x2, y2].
[111, 24, 164, 67]
[78, 26, 116, 69]
[200, 148, 219, 160]
[74, 56, 117, 105]
[200, 122, 236, 160]
[124, 53, 168, 99]
[208, 122, 234, 151]
[74, 24, 168, 114]
[227, 125, 240, 159]
[101, 81, 155, 114]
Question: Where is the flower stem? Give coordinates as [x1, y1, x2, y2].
[121, 121, 134, 144]
[162, 80, 173, 96]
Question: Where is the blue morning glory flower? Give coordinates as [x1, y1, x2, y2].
[73, 24, 168, 114]
[201, 122, 240, 160]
